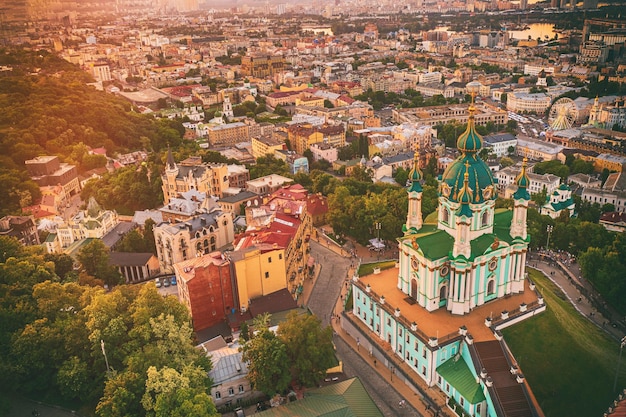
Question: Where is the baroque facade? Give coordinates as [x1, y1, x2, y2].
[349, 101, 539, 417]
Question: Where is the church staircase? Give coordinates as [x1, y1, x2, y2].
[473, 340, 537, 417]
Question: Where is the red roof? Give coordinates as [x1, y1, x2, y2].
[600, 211, 626, 224]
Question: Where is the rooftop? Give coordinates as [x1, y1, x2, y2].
[358, 268, 537, 343]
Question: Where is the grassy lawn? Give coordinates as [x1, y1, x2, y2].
[502, 269, 626, 417]
[358, 260, 397, 276]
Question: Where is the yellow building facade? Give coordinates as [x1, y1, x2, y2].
[232, 246, 287, 310]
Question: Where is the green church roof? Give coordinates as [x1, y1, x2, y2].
[255, 377, 382, 417]
[406, 210, 518, 261]
[441, 153, 496, 204]
[437, 356, 486, 404]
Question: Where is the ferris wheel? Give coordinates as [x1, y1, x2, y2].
[548, 97, 578, 130]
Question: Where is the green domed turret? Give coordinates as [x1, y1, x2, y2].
[408, 151, 423, 193]
[456, 102, 482, 154]
[440, 97, 495, 204]
[513, 158, 531, 201]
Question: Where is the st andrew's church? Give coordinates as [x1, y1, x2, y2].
[349, 100, 542, 417]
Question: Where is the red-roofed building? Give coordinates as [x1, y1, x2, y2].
[173, 253, 235, 332]
[237, 184, 314, 303]
[600, 211, 626, 232]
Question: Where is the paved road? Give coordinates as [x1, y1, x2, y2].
[307, 240, 423, 416]
[334, 336, 421, 417]
[307, 240, 351, 327]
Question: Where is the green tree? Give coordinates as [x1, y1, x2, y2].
[241, 328, 290, 395]
[394, 167, 409, 186]
[77, 240, 123, 287]
[277, 312, 335, 387]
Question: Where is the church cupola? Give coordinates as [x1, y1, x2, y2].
[404, 151, 423, 233]
[452, 163, 473, 259]
[511, 158, 530, 240]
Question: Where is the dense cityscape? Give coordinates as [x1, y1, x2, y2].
[1, 1, 626, 417]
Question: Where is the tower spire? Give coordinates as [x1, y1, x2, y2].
[404, 150, 424, 234]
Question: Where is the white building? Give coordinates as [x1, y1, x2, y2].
[540, 184, 576, 218]
[516, 137, 563, 161]
[483, 133, 517, 157]
[582, 188, 626, 213]
[418, 71, 442, 85]
[506, 92, 552, 114]
[496, 166, 561, 196]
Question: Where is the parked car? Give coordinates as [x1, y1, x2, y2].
[163, 278, 170, 287]
[170, 276, 177, 286]
[155, 278, 162, 288]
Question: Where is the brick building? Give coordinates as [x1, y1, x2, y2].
[174, 253, 235, 332]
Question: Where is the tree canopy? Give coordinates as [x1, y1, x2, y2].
[0, 236, 217, 416]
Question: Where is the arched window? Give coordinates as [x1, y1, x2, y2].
[442, 207, 449, 224]
[196, 242, 202, 252]
[439, 285, 447, 300]
[210, 236, 216, 251]
[482, 210, 489, 227]
[195, 232, 201, 239]
[487, 279, 495, 296]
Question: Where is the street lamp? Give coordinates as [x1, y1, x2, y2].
[546, 225, 553, 250]
[613, 336, 626, 392]
[375, 222, 382, 260]
[101, 339, 111, 375]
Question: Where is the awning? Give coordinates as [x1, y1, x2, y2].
[369, 238, 385, 249]
[307, 256, 315, 267]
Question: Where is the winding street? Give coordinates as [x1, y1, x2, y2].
[306, 240, 422, 417]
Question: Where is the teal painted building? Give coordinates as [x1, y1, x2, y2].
[399, 102, 531, 315]
[350, 101, 535, 417]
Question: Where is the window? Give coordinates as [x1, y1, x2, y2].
[370, 318, 373, 326]
[398, 345, 402, 353]
[406, 334, 410, 343]
[438, 375, 442, 385]
[460, 397, 465, 407]
[268, 257, 272, 263]
[398, 328, 402, 337]
[422, 348, 427, 359]
[265, 272, 269, 278]
[482, 211, 489, 227]
[215, 391, 221, 399]
[376, 307, 380, 316]
[376, 324, 380, 332]
[446, 383, 450, 392]
[357, 293, 360, 300]
[422, 366, 426, 376]
[442, 207, 450, 224]
[451, 346, 457, 355]
[279, 253, 283, 260]
[228, 387, 234, 396]
[487, 279, 495, 295]
[357, 307, 361, 315]
[238, 385, 244, 393]
[387, 318, 391, 326]
[477, 404, 482, 413]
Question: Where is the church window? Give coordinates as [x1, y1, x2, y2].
[482, 210, 489, 227]
[487, 279, 495, 295]
[477, 404, 482, 413]
[439, 285, 447, 300]
[442, 207, 450, 224]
